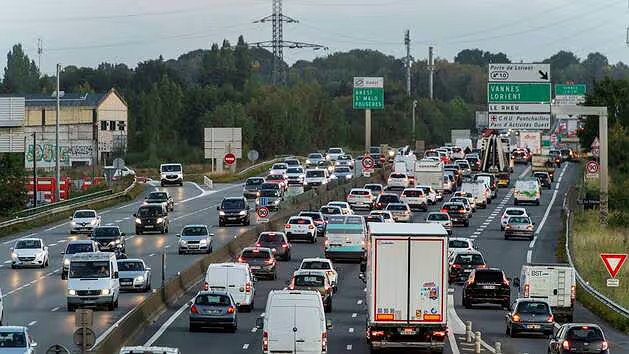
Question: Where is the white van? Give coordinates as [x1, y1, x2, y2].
[66, 252, 120, 311]
[304, 169, 328, 189]
[203, 263, 255, 311]
[257, 290, 332, 354]
[461, 181, 488, 209]
[514, 179, 541, 206]
[160, 163, 184, 186]
[516, 264, 576, 321]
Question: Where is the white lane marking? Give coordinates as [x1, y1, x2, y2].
[123, 217, 131, 220]
[470, 235, 478, 238]
[115, 219, 123, 223]
[0, 265, 3, 268]
[3, 260, 11, 264]
[251, 327, 257, 333]
[28, 321, 37, 326]
[526, 250, 532, 264]
[116, 202, 137, 210]
[473, 232, 481, 235]
[164, 245, 171, 249]
[352, 313, 357, 318]
[346, 345, 353, 351]
[357, 300, 363, 305]
[48, 243, 57, 247]
[518, 165, 532, 178]
[481, 339, 497, 353]
[482, 222, 490, 225]
[51, 306, 60, 312]
[149, 253, 156, 257]
[348, 328, 354, 333]
[535, 166, 566, 236]
[529, 236, 537, 248]
[143, 301, 191, 346]
[242, 344, 249, 350]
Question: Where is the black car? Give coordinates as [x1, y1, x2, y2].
[91, 226, 126, 253]
[449, 250, 486, 283]
[533, 172, 552, 189]
[462, 268, 511, 309]
[560, 148, 574, 162]
[243, 177, 265, 199]
[256, 232, 291, 261]
[134, 204, 169, 234]
[237, 247, 277, 279]
[144, 191, 174, 211]
[506, 299, 555, 337]
[441, 202, 470, 227]
[374, 193, 401, 210]
[369, 146, 383, 167]
[218, 197, 250, 226]
[466, 156, 481, 171]
[548, 323, 609, 354]
[549, 149, 562, 167]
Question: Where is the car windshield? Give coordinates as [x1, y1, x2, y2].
[272, 164, 287, 170]
[0, 331, 26, 348]
[300, 212, 322, 221]
[475, 271, 503, 283]
[308, 153, 322, 159]
[69, 261, 110, 278]
[302, 261, 331, 270]
[287, 167, 303, 174]
[386, 204, 407, 211]
[517, 302, 550, 314]
[92, 227, 120, 238]
[335, 167, 350, 173]
[428, 213, 449, 221]
[425, 151, 438, 157]
[505, 209, 525, 216]
[566, 327, 604, 341]
[66, 243, 94, 254]
[455, 254, 484, 265]
[117, 261, 144, 271]
[241, 250, 271, 259]
[222, 199, 245, 209]
[182, 226, 208, 236]
[306, 170, 324, 177]
[329, 148, 342, 154]
[195, 294, 231, 306]
[509, 217, 530, 224]
[138, 207, 162, 217]
[449, 240, 470, 248]
[246, 178, 264, 186]
[402, 190, 423, 197]
[320, 206, 341, 215]
[148, 192, 167, 199]
[365, 185, 382, 192]
[259, 190, 280, 197]
[161, 164, 181, 172]
[259, 233, 283, 243]
[379, 195, 399, 203]
[285, 160, 300, 166]
[15, 239, 41, 249]
[534, 173, 549, 179]
[294, 275, 325, 287]
[74, 211, 96, 218]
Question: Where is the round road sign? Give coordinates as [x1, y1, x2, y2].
[46, 345, 71, 354]
[224, 153, 236, 165]
[112, 157, 125, 169]
[361, 156, 375, 170]
[247, 150, 260, 162]
[256, 206, 270, 219]
[586, 160, 599, 174]
[73, 327, 95, 348]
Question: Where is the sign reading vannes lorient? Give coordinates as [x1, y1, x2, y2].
[487, 63, 551, 130]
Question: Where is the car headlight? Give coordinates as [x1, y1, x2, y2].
[71, 221, 76, 226]
[156, 217, 164, 224]
[388, 150, 395, 157]
[345, 175, 352, 179]
[239, 210, 247, 215]
[101, 289, 110, 295]
[64, 258, 70, 266]
[306, 159, 311, 164]
[180, 240, 187, 245]
[11, 252, 17, 260]
[68, 289, 76, 296]
[273, 199, 280, 205]
[219, 211, 226, 216]
[330, 174, 336, 179]
[90, 219, 98, 225]
[134, 276, 145, 283]
[135, 218, 142, 224]
[199, 239, 208, 245]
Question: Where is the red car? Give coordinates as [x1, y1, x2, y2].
[265, 174, 288, 190]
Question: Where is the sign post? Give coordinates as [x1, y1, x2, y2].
[353, 77, 384, 153]
[600, 253, 627, 287]
[224, 153, 236, 166]
[585, 160, 600, 179]
[256, 206, 270, 224]
[361, 155, 375, 177]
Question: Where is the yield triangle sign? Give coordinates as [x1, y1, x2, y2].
[591, 137, 600, 149]
[600, 253, 628, 278]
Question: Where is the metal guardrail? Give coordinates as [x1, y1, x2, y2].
[14, 189, 113, 218]
[563, 197, 629, 319]
[0, 180, 138, 232]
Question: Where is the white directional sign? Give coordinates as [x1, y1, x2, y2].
[488, 113, 551, 129]
[488, 103, 551, 113]
[488, 63, 551, 83]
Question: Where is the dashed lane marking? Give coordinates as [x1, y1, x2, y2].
[346, 345, 353, 351]
[357, 300, 363, 305]
[242, 344, 249, 350]
[51, 306, 60, 312]
[352, 313, 357, 318]
[349, 328, 354, 333]
[28, 321, 37, 326]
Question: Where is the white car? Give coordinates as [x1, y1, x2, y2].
[327, 201, 353, 215]
[335, 154, 354, 169]
[269, 163, 289, 176]
[284, 216, 317, 243]
[304, 168, 328, 188]
[346, 188, 374, 209]
[453, 191, 476, 211]
[400, 188, 428, 211]
[298, 258, 339, 291]
[448, 237, 475, 256]
[160, 163, 183, 186]
[364, 183, 384, 198]
[0, 326, 38, 353]
[385, 203, 412, 222]
[416, 185, 438, 204]
[501, 207, 528, 230]
[70, 209, 101, 234]
[104, 165, 136, 179]
[10, 238, 49, 269]
[387, 172, 409, 189]
[425, 212, 452, 234]
[442, 175, 454, 193]
[369, 210, 395, 223]
[326, 147, 345, 161]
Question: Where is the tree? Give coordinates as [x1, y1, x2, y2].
[2, 44, 40, 94]
[454, 49, 510, 66]
[0, 153, 26, 216]
[543, 50, 579, 71]
[582, 52, 609, 83]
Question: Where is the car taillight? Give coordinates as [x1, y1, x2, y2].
[227, 306, 236, 314]
[524, 284, 530, 297]
[238, 257, 245, 263]
[324, 240, 330, 246]
[263, 331, 269, 352]
[546, 314, 553, 322]
[255, 242, 261, 247]
[190, 304, 199, 314]
[570, 285, 576, 302]
[285, 224, 291, 229]
[322, 331, 328, 352]
[452, 264, 461, 269]
[308, 225, 315, 229]
[245, 282, 252, 293]
[281, 243, 289, 248]
[371, 330, 384, 337]
[440, 208, 448, 213]
[512, 313, 520, 322]
[562, 340, 570, 350]
[203, 282, 209, 291]
[432, 330, 446, 337]
[602, 340, 609, 351]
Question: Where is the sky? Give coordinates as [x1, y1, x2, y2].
[0, 0, 627, 75]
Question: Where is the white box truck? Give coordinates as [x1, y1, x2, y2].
[361, 223, 448, 353]
[516, 263, 576, 322]
[461, 181, 488, 209]
[414, 159, 444, 196]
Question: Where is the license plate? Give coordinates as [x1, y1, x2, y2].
[464, 269, 472, 273]
[482, 285, 496, 290]
[228, 217, 236, 220]
[189, 245, 198, 249]
[400, 328, 417, 335]
[527, 324, 540, 329]
[83, 300, 95, 304]
[251, 266, 261, 270]
[121, 282, 132, 286]
[145, 225, 153, 228]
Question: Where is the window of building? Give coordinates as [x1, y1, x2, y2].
[109, 120, 116, 131]
[100, 121, 108, 131]
[117, 121, 126, 131]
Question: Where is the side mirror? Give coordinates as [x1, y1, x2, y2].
[176, 234, 181, 238]
[512, 278, 520, 288]
[256, 317, 264, 329]
[360, 262, 367, 273]
[209, 233, 215, 237]
[121, 233, 126, 236]
[326, 320, 333, 330]
[9, 248, 13, 251]
[69, 216, 73, 220]
[216, 206, 220, 211]
[113, 271, 119, 279]
[60, 252, 65, 255]
[133, 213, 137, 218]
[146, 267, 151, 271]
[31, 342, 38, 348]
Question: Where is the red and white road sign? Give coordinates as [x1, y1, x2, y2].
[224, 153, 236, 165]
[586, 160, 599, 174]
[600, 253, 627, 278]
[362, 155, 375, 170]
[256, 206, 270, 219]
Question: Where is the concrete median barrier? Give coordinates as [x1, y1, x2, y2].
[92, 172, 385, 354]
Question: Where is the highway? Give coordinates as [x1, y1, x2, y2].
[2, 163, 628, 353]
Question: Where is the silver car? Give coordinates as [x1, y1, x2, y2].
[177, 225, 214, 254]
[385, 203, 412, 222]
[117, 259, 151, 292]
[286, 167, 306, 185]
[331, 166, 353, 181]
[504, 216, 535, 240]
[425, 212, 452, 234]
[306, 152, 324, 167]
[0, 326, 38, 353]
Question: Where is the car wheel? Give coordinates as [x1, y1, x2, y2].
[67, 303, 75, 312]
[189, 324, 198, 332]
[178, 249, 184, 255]
[114, 297, 119, 309]
[509, 326, 517, 337]
[69, 230, 75, 235]
[500, 226, 504, 231]
[505, 325, 510, 336]
[229, 324, 237, 333]
[325, 300, 332, 313]
[219, 221, 224, 227]
[504, 234, 509, 240]
[536, 200, 540, 206]
[11, 264, 16, 269]
[464, 221, 470, 227]
[136, 229, 142, 235]
[514, 200, 519, 206]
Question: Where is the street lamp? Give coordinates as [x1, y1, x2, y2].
[55, 63, 63, 202]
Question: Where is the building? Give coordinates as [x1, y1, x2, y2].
[0, 96, 26, 153]
[21, 89, 128, 167]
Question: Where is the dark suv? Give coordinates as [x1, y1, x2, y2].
[548, 323, 609, 354]
[462, 268, 511, 309]
[144, 191, 174, 211]
[374, 193, 401, 210]
[134, 204, 169, 234]
[237, 247, 277, 279]
[91, 226, 126, 253]
[218, 197, 250, 226]
[256, 232, 291, 261]
[441, 202, 470, 227]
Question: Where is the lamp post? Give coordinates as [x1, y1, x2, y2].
[55, 63, 62, 202]
[412, 100, 418, 144]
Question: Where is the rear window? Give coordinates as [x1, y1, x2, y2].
[299, 212, 322, 221]
[117, 261, 144, 271]
[259, 233, 283, 242]
[505, 209, 525, 216]
[455, 254, 484, 265]
[366, 215, 383, 222]
[161, 164, 181, 172]
[474, 270, 503, 283]
[508, 217, 530, 224]
[369, 147, 380, 153]
[301, 261, 331, 270]
[335, 167, 350, 173]
[329, 148, 342, 154]
[266, 175, 285, 181]
[290, 218, 312, 225]
[260, 183, 279, 190]
[246, 178, 264, 186]
[443, 204, 463, 211]
[0, 331, 26, 348]
[308, 153, 322, 159]
[378, 195, 400, 203]
[294, 275, 325, 287]
[351, 190, 370, 196]
[449, 240, 470, 248]
[287, 168, 303, 174]
[428, 213, 449, 221]
[320, 206, 341, 215]
[371, 212, 392, 220]
[148, 192, 167, 199]
[365, 185, 383, 192]
[306, 170, 325, 177]
[566, 327, 604, 341]
[272, 164, 287, 170]
[386, 204, 408, 211]
[516, 302, 550, 314]
[390, 173, 405, 178]
[402, 190, 423, 197]
[195, 294, 231, 306]
[450, 198, 467, 204]
[241, 249, 271, 259]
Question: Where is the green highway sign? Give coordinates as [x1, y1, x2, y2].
[353, 77, 384, 110]
[488, 82, 551, 103]
[555, 84, 586, 96]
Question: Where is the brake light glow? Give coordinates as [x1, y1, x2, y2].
[237, 257, 245, 263]
[562, 340, 570, 350]
[524, 284, 530, 297]
[284, 224, 291, 229]
[255, 242, 261, 247]
[370, 330, 385, 337]
[452, 264, 461, 269]
[281, 243, 289, 248]
[263, 331, 269, 352]
[432, 330, 446, 337]
[227, 306, 236, 314]
[440, 208, 448, 213]
[190, 304, 199, 314]
[322, 332, 328, 352]
[546, 315, 553, 322]
[512, 313, 520, 322]
[571, 285, 576, 302]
